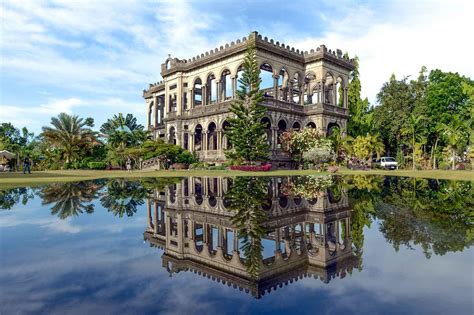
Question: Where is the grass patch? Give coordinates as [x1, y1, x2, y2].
[0, 168, 472, 189]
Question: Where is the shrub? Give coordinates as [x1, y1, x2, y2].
[189, 162, 205, 170]
[80, 157, 95, 169]
[88, 161, 107, 169]
[303, 145, 333, 164]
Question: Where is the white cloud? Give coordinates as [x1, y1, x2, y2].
[288, 1, 474, 104]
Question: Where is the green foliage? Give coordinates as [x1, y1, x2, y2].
[352, 134, 384, 162]
[88, 161, 107, 169]
[225, 39, 269, 164]
[41, 113, 98, 164]
[346, 55, 372, 137]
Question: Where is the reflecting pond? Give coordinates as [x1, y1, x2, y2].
[0, 176, 473, 314]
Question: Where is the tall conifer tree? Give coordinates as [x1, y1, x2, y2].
[225, 38, 269, 164]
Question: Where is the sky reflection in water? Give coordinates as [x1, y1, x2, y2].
[0, 175, 472, 315]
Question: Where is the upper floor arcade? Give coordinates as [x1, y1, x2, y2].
[144, 31, 355, 129]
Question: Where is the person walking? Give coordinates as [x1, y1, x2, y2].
[126, 157, 132, 172]
[23, 155, 31, 174]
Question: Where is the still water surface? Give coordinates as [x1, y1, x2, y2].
[0, 175, 472, 314]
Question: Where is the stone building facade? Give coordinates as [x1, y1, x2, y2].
[144, 176, 358, 298]
[143, 32, 354, 164]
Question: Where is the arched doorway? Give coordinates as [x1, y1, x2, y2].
[195, 124, 203, 151]
[327, 123, 340, 136]
[207, 122, 217, 150]
[169, 127, 176, 145]
[277, 120, 287, 149]
[261, 117, 272, 147]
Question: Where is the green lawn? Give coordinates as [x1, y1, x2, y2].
[0, 168, 472, 189]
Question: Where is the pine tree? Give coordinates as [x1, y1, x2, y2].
[225, 40, 269, 164]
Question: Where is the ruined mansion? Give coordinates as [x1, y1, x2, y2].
[143, 32, 354, 165]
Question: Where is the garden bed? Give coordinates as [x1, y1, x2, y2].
[229, 164, 272, 172]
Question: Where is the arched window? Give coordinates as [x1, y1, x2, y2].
[193, 78, 202, 106]
[260, 63, 273, 97]
[292, 73, 301, 103]
[304, 73, 316, 105]
[312, 83, 322, 104]
[336, 77, 343, 107]
[148, 102, 153, 126]
[292, 121, 301, 131]
[278, 68, 289, 101]
[207, 122, 217, 150]
[207, 74, 216, 104]
[221, 69, 232, 100]
[325, 73, 334, 104]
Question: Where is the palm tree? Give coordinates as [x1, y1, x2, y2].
[441, 115, 467, 170]
[100, 113, 148, 149]
[401, 113, 425, 170]
[40, 181, 102, 219]
[41, 113, 97, 163]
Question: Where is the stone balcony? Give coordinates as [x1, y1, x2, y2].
[163, 97, 348, 122]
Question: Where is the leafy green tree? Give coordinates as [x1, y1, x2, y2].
[374, 74, 414, 156]
[346, 55, 372, 137]
[352, 134, 384, 163]
[41, 113, 97, 164]
[100, 179, 149, 217]
[225, 40, 269, 164]
[100, 113, 149, 166]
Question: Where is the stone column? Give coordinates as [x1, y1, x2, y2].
[202, 85, 207, 106]
[217, 129, 222, 151]
[273, 74, 279, 100]
[321, 80, 325, 104]
[189, 132, 195, 152]
[203, 131, 208, 151]
[233, 229, 239, 252]
[189, 88, 194, 109]
[231, 75, 237, 98]
[333, 83, 337, 106]
[344, 87, 348, 108]
[216, 80, 221, 103]
[271, 127, 278, 150]
[299, 85, 304, 105]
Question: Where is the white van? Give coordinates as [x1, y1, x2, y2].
[380, 157, 398, 170]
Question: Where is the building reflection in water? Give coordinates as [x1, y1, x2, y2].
[144, 176, 359, 298]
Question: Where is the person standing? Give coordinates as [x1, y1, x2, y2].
[23, 155, 31, 174]
[126, 157, 132, 172]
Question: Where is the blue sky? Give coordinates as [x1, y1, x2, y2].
[1, 0, 473, 134]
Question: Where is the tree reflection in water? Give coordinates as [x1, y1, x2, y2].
[225, 177, 269, 279]
[39, 181, 103, 219]
[0, 187, 35, 210]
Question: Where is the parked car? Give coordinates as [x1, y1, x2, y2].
[378, 157, 398, 170]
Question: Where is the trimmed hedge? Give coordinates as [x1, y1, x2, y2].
[230, 164, 272, 172]
[88, 161, 107, 170]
